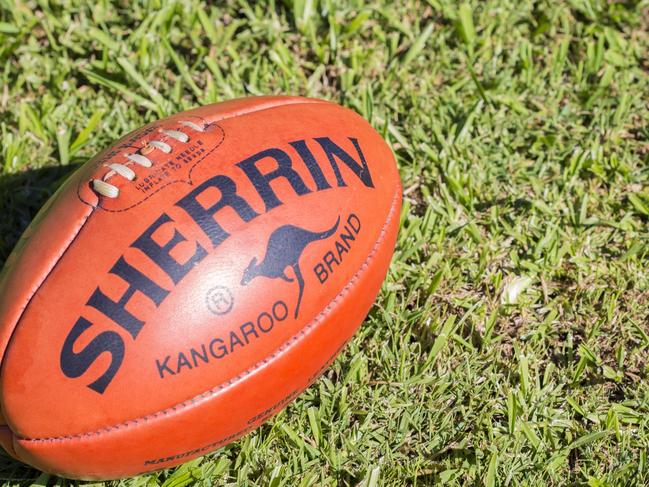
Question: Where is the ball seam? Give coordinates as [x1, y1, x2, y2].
[0, 206, 95, 369]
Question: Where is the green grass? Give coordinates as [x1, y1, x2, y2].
[1, 0, 649, 485]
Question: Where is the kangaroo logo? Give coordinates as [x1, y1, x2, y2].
[241, 216, 341, 318]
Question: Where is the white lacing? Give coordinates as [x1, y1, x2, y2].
[91, 121, 206, 198]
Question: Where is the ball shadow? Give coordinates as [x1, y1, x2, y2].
[0, 164, 81, 266]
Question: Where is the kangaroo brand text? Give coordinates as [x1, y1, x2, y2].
[313, 213, 361, 284]
[155, 300, 288, 379]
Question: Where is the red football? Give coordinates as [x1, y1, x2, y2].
[0, 96, 402, 479]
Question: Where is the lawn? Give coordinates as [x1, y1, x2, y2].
[1, 0, 649, 485]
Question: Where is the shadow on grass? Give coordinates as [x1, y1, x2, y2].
[0, 164, 81, 266]
[0, 452, 45, 485]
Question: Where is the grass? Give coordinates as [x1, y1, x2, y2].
[1, 0, 649, 485]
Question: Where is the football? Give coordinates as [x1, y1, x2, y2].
[0, 96, 402, 479]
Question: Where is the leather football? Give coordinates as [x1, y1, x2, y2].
[0, 96, 402, 479]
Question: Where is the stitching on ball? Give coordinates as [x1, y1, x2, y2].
[15, 188, 401, 444]
[77, 123, 226, 213]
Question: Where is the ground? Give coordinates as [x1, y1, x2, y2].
[1, 0, 649, 486]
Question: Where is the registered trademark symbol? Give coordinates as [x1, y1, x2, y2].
[206, 286, 234, 315]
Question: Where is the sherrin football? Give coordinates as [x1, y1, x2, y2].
[0, 96, 402, 479]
